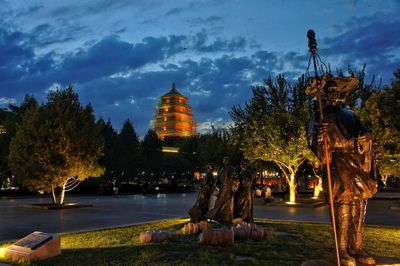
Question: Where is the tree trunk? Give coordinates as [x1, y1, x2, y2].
[59, 182, 67, 205]
[381, 175, 388, 187]
[313, 175, 323, 198]
[289, 174, 296, 203]
[51, 186, 57, 204]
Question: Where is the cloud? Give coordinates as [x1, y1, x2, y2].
[165, 7, 184, 16]
[29, 22, 86, 47]
[50, 34, 187, 84]
[15, 4, 43, 17]
[188, 16, 223, 25]
[0, 24, 296, 136]
[191, 30, 246, 53]
[50, 0, 137, 18]
[197, 118, 234, 134]
[1, 13, 398, 137]
[321, 12, 400, 83]
[0, 97, 16, 105]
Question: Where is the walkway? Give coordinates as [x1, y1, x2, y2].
[0, 192, 399, 241]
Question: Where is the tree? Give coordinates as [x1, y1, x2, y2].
[97, 118, 118, 182]
[230, 74, 316, 203]
[139, 129, 163, 183]
[346, 65, 379, 109]
[177, 136, 199, 168]
[114, 120, 140, 182]
[9, 86, 104, 204]
[197, 127, 242, 169]
[0, 95, 38, 184]
[358, 70, 400, 185]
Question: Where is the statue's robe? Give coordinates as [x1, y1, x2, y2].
[206, 165, 238, 223]
[189, 172, 214, 222]
[235, 169, 254, 223]
[308, 105, 377, 203]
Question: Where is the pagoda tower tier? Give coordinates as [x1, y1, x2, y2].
[151, 82, 197, 140]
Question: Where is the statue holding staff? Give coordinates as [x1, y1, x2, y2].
[306, 30, 377, 266]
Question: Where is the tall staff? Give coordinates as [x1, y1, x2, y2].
[307, 30, 340, 266]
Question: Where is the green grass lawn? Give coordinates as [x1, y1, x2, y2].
[1, 218, 399, 266]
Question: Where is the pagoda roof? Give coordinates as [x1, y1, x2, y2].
[162, 82, 187, 98]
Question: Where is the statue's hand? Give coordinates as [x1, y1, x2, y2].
[317, 123, 330, 140]
[357, 135, 372, 154]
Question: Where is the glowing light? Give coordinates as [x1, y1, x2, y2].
[0, 247, 6, 259]
[162, 146, 179, 153]
[0, 125, 6, 134]
[212, 171, 218, 177]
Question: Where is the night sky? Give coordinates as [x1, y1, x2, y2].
[0, 0, 399, 136]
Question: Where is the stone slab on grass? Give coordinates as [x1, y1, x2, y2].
[4, 231, 60, 264]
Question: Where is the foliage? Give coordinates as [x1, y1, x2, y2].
[197, 127, 242, 169]
[358, 70, 400, 178]
[97, 118, 118, 182]
[1, 219, 399, 266]
[139, 129, 163, 180]
[178, 136, 199, 167]
[345, 65, 379, 109]
[0, 95, 38, 184]
[8, 86, 104, 204]
[230, 74, 316, 202]
[114, 120, 140, 182]
[163, 130, 242, 172]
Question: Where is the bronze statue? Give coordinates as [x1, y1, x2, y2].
[234, 160, 254, 223]
[307, 75, 377, 265]
[189, 164, 215, 222]
[206, 156, 239, 223]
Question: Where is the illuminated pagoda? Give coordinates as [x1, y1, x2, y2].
[151, 82, 196, 140]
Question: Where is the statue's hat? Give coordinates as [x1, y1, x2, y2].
[306, 74, 359, 100]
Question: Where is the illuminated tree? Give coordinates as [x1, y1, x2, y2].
[358, 70, 400, 185]
[231, 74, 316, 203]
[9, 86, 104, 204]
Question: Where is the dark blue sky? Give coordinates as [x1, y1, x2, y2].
[0, 0, 399, 136]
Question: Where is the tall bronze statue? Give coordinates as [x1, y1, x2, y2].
[235, 160, 254, 223]
[189, 164, 216, 222]
[206, 156, 239, 223]
[306, 30, 377, 266]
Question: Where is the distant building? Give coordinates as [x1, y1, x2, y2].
[151, 82, 197, 140]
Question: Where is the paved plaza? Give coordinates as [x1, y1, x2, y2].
[0, 192, 399, 241]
